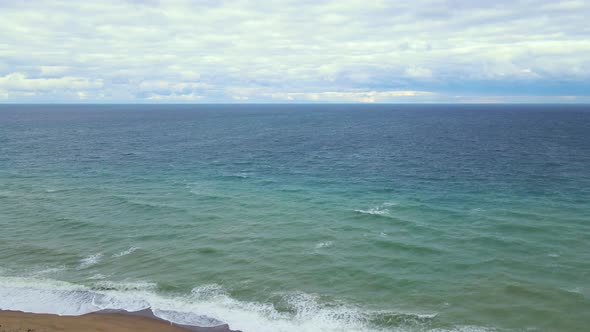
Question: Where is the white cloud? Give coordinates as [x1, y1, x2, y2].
[268, 90, 435, 103]
[146, 92, 204, 101]
[0, 73, 103, 91]
[39, 66, 69, 76]
[404, 67, 433, 79]
[0, 0, 588, 102]
[138, 80, 212, 92]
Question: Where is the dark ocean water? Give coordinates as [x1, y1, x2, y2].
[0, 104, 589, 331]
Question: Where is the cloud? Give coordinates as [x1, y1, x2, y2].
[146, 92, 204, 101]
[39, 66, 69, 77]
[0, 73, 103, 91]
[138, 80, 212, 93]
[0, 0, 588, 102]
[268, 90, 435, 103]
[404, 67, 433, 79]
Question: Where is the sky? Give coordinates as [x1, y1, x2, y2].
[0, 0, 589, 103]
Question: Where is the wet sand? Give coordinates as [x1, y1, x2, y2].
[0, 309, 239, 332]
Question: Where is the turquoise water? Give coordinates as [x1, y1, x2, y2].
[0, 104, 589, 331]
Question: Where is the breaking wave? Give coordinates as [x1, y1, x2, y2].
[0, 275, 475, 332]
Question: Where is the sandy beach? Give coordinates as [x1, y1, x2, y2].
[0, 309, 237, 332]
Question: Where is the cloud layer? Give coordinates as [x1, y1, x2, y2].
[1, 0, 589, 103]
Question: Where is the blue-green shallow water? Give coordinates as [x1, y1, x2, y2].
[0, 104, 589, 332]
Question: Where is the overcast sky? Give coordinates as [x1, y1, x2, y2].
[1, 0, 589, 103]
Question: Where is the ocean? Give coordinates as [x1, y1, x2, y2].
[0, 104, 589, 331]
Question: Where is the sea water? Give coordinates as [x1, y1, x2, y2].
[0, 104, 589, 331]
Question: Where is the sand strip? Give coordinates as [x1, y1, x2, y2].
[0, 309, 239, 332]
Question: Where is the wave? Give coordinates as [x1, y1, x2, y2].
[354, 208, 390, 216]
[43, 187, 75, 193]
[562, 287, 589, 299]
[32, 266, 67, 276]
[78, 253, 103, 269]
[0, 275, 461, 332]
[314, 241, 333, 249]
[112, 247, 140, 258]
[219, 173, 250, 179]
[354, 202, 398, 217]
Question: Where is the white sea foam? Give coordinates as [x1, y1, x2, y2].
[314, 241, 333, 249]
[354, 208, 390, 216]
[92, 280, 158, 292]
[354, 202, 398, 217]
[112, 247, 140, 258]
[0, 275, 461, 332]
[78, 253, 103, 269]
[223, 172, 250, 179]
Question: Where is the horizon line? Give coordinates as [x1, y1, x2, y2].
[1, 102, 590, 106]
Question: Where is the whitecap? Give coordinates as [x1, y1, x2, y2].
[354, 208, 390, 216]
[229, 173, 250, 179]
[354, 201, 398, 216]
[78, 253, 103, 269]
[112, 247, 140, 258]
[469, 208, 484, 214]
[314, 241, 333, 249]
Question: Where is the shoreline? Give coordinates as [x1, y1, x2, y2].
[0, 309, 240, 332]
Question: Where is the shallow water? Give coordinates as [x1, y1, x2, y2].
[1, 104, 589, 331]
